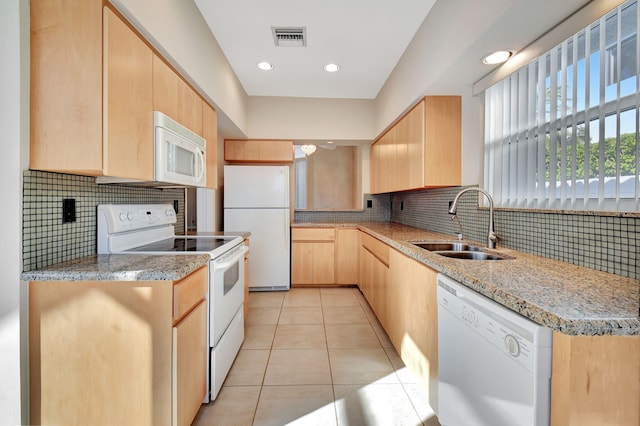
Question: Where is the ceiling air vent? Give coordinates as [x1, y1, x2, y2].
[272, 27, 306, 47]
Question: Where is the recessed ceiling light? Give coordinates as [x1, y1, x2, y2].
[257, 61, 274, 71]
[482, 50, 515, 65]
[323, 63, 340, 73]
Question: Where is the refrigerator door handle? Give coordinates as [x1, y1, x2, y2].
[284, 210, 290, 246]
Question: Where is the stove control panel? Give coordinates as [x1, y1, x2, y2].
[98, 204, 176, 234]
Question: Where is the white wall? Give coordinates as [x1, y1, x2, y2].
[247, 97, 376, 142]
[0, 0, 27, 422]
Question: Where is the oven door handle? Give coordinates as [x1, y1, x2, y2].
[212, 245, 248, 270]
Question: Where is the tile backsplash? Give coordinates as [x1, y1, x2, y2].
[22, 171, 639, 281]
[391, 186, 640, 280]
[23, 170, 186, 272]
[293, 193, 391, 223]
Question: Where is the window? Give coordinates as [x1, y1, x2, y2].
[484, 0, 640, 212]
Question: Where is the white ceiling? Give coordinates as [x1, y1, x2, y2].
[193, 0, 437, 99]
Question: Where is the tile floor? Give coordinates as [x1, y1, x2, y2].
[193, 287, 440, 426]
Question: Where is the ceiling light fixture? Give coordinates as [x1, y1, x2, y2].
[300, 144, 316, 156]
[323, 63, 340, 73]
[482, 50, 515, 65]
[257, 61, 274, 71]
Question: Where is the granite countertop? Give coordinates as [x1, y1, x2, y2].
[21, 254, 211, 282]
[292, 221, 640, 336]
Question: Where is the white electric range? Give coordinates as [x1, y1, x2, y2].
[97, 204, 247, 402]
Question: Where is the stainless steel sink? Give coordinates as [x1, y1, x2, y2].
[435, 251, 509, 260]
[410, 241, 511, 261]
[412, 242, 483, 252]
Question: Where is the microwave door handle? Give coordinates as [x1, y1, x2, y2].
[197, 149, 205, 182]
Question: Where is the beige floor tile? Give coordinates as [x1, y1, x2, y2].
[192, 385, 260, 426]
[329, 348, 399, 385]
[242, 325, 276, 349]
[325, 324, 381, 349]
[283, 288, 322, 307]
[264, 349, 332, 385]
[383, 345, 418, 384]
[273, 324, 327, 349]
[279, 306, 324, 325]
[334, 383, 422, 426]
[358, 298, 382, 326]
[371, 323, 394, 348]
[320, 288, 360, 307]
[253, 385, 337, 426]
[402, 383, 441, 426]
[246, 307, 281, 325]
[249, 291, 286, 308]
[323, 305, 369, 324]
[224, 349, 270, 386]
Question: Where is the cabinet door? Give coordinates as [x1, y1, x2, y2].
[380, 128, 397, 193]
[224, 140, 294, 163]
[424, 96, 461, 186]
[370, 140, 382, 194]
[336, 228, 359, 284]
[388, 249, 438, 409]
[30, 0, 103, 174]
[313, 242, 335, 284]
[398, 100, 425, 190]
[202, 102, 218, 189]
[173, 300, 207, 426]
[153, 55, 203, 135]
[291, 242, 314, 285]
[103, 8, 154, 181]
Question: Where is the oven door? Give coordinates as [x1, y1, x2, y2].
[210, 242, 248, 346]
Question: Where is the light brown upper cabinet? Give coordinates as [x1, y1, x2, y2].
[30, 3, 154, 181]
[370, 96, 461, 194]
[152, 55, 203, 136]
[225, 140, 294, 163]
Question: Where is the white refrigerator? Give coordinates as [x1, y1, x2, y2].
[224, 165, 290, 291]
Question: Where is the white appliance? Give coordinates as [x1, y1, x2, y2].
[97, 204, 247, 402]
[437, 274, 552, 426]
[97, 111, 206, 187]
[224, 165, 290, 291]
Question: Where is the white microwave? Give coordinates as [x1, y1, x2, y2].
[154, 111, 206, 187]
[96, 111, 207, 187]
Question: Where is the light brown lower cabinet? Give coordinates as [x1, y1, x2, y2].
[356, 231, 638, 425]
[291, 228, 335, 286]
[29, 266, 208, 426]
[550, 332, 640, 426]
[359, 234, 438, 410]
[387, 248, 438, 410]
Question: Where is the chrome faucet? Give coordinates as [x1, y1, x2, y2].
[448, 187, 498, 249]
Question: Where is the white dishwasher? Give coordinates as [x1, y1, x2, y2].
[437, 274, 552, 426]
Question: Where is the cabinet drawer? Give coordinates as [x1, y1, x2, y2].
[361, 233, 389, 266]
[173, 266, 208, 322]
[292, 228, 335, 242]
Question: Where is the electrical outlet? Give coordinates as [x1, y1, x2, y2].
[173, 200, 179, 214]
[366, 199, 373, 208]
[62, 198, 76, 223]
[448, 200, 454, 212]
[400, 201, 404, 210]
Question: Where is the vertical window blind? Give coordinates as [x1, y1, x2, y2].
[484, 0, 640, 212]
